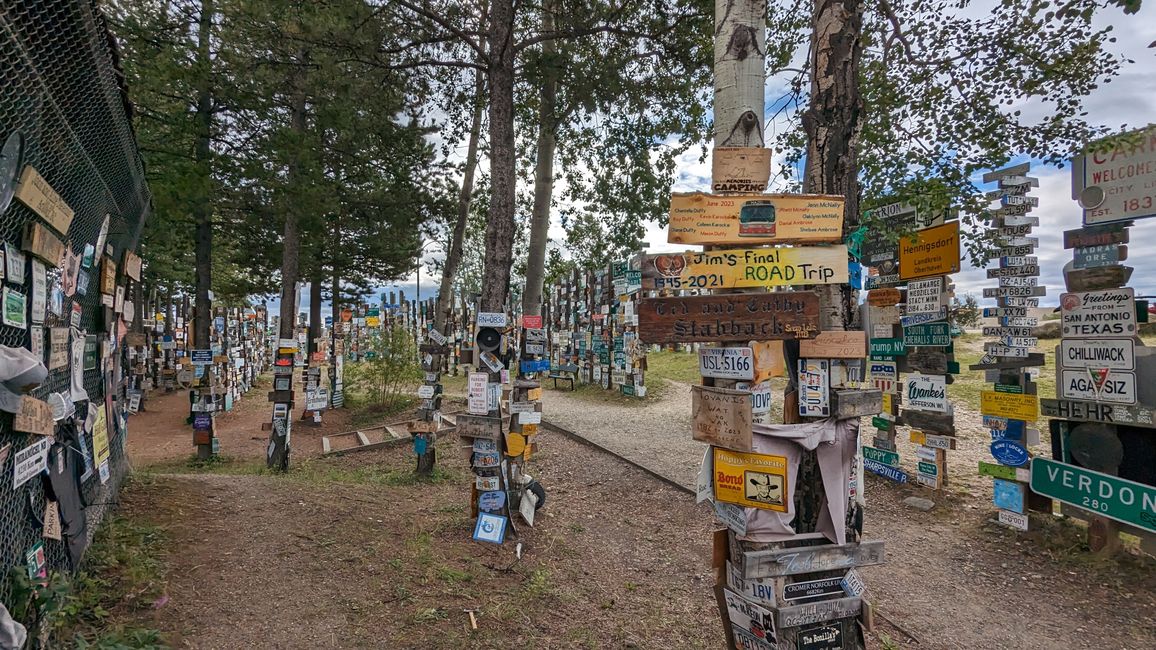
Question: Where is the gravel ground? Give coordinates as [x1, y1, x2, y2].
[538, 379, 1156, 650]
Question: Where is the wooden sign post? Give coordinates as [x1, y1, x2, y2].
[972, 164, 1045, 528]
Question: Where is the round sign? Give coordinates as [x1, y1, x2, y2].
[0, 131, 24, 216]
[990, 440, 1029, 467]
[478, 490, 506, 513]
[1078, 185, 1106, 209]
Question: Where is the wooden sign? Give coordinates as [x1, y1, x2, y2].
[692, 386, 753, 451]
[455, 414, 502, 440]
[1063, 223, 1129, 249]
[14, 166, 74, 235]
[640, 246, 848, 291]
[667, 192, 844, 245]
[900, 409, 955, 434]
[867, 288, 902, 306]
[907, 348, 948, 375]
[1060, 288, 1135, 338]
[904, 374, 948, 412]
[742, 540, 885, 579]
[980, 390, 1038, 420]
[898, 221, 960, 279]
[636, 292, 819, 344]
[14, 396, 54, 436]
[1064, 265, 1131, 292]
[799, 331, 866, 359]
[711, 147, 771, 192]
[22, 222, 65, 265]
[776, 596, 862, 629]
[1042, 398, 1156, 428]
[712, 447, 789, 512]
[122, 249, 143, 281]
[722, 588, 776, 641]
[100, 258, 117, 294]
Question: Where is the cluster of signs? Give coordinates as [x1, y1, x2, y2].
[862, 196, 962, 491]
[967, 164, 1044, 530]
[462, 311, 548, 545]
[1031, 128, 1156, 542]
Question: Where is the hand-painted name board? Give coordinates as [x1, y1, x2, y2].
[1063, 222, 1129, 249]
[14, 166, 75, 235]
[898, 221, 961, 280]
[1041, 398, 1156, 428]
[798, 331, 866, 359]
[711, 147, 771, 193]
[797, 623, 844, 650]
[713, 447, 789, 512]
[1031, 457, 1156, 533]
[636, 292, 820, 344]
[775, 597, 862, 629]
[692, 386, 754, 451]
[667, 192, 844, 245]
[640, 247, 849, 290]
[455, 414, 503, 439]
[1060, 288, 1135, 337]
[742, 540, 886, 579]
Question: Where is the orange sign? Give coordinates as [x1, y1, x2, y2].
[867, 288, 902, 306]
[898, 221, 960, 280]
[667, 192, 844, 245]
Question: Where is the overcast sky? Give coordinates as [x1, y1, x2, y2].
[330, 4, 1156, 316]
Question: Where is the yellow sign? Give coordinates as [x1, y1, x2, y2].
[93, 406, 110, 469]
[898, 221, 960, 279]
[712, 447, 790, 513]
[641, 246, 848, 291]
[365, 316, 381, 327]
[751, 340, 786, 382]
[14, 166, 75, 235]
[527, 388, 543, 401]
[668, 192, 844, 245]
[980, 390, 1039, 421]
[881, 393, 893, 413]
[505, 432, 526, 456]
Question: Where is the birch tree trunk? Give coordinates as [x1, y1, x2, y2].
[434, 68, 485, 332]
[714, 0, 766, 147]
[521, 0, 558, 317]
[480, 0, 517, 313]
[802, 0, 863, 331]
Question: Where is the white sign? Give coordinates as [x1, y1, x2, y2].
[905, 277, 944, 315]
[905, 374, 948, 412]
[1060, 288, 1136, 338]
[713, 501, 748, 536]
[699, 347, 754, 380]
[723, 588, 777, 642]
[12, 436, 52, 489]
[914, 445, 938, 462]
[1060, 339, 1135, 371]
[518, 411, 542, 425]
[1073, 126, 1156, 224]
[417, 385, 435, 399]
[748, 381, 772, 415]
[427, 328, 447, 345]
[726, 561, 776, 608]
[30, 259, 46, 323]
[467, 372, 487, 397]
[999, 276, 1038, 288]
[509, 401, 537, 414]
[476, 312, 507, 327]
[915, 473, 940, 489]
[921, 433, 954, 450]
[1061, 369, 1136, 404]
[4, 242, 25, 283]
[999, 509, 1029, 531]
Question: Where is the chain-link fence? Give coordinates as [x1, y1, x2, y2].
[0, 0, 150, 606]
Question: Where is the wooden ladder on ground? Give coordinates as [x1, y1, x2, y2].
[321, 411, 460, 456]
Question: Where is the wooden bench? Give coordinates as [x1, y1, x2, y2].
[548, 363, 579, 390]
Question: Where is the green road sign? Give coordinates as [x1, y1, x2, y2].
[995, 383, 1024, 394]
[917, 461, 939, 476]
[862, 446, 899, 467]
[903, 322, 951, 347]
[871, 416, 892, 431]
[869, 338, 906, 357]
[1030, 458, 1156, 534]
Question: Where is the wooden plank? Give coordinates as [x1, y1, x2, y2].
[742, 540, 885, 579]
[799, 331, 866, 358]
[455, 414, 503, 439]
[907, 348, 948, 374]
[899, 409, 955, 435]
[1041, 398, 1156, 429]
[21, 222, 65, 265]
[831, 389, 882, 419]
[969, 353, 1046, 370]
[322, 437, 332, 454]
[775, 596, 863, 630]
[1063, 222, 1129, 249]
[355, 431, 371, 446]
[13, 166, 75, 234]
[636, 292, 821, 344]
[1064, 265, 1132, 292]
[692, 385, 754, 451]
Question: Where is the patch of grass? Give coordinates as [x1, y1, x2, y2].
[436, 565, 473, 584]
[139, 454, 264, 476]
[646, 350, 701, 384]
[285, 459, 461, 486]
[6, 499, 170, 648]
[413, 607, 448, 623]
[523, 568, 553, 598]
[553, 379, 668, 406]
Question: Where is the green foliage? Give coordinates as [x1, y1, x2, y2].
[6, 513, 169, 648]
[951, 293, 981, 329]
[344, 326, 422, 413]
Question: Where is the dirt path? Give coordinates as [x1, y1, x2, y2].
[540, 382, 1156, 650]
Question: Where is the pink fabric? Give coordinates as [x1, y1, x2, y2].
[739, 418, 859, 545]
